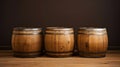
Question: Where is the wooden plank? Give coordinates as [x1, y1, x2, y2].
[0, 50, 120, 67]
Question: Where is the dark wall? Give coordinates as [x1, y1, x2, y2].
[0, 0, 120, 49]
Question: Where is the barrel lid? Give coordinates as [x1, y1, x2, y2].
[13, 27, 42, 31]
[46, 27, 73, 31]
[79, 27, 106, 31]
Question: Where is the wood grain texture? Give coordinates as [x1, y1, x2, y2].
[0, 50, 120, 67]
[12, 35, 42, 52]
[45, 28, 74, 57]
[12, 28, 42, 57]
[77, 28, 108, 57]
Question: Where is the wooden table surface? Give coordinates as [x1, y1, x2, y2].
[0, 50, 120, 67]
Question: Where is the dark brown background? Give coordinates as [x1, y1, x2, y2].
[0, 0, 120, 50]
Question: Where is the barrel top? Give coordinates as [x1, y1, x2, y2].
[13, 27, 42, 31]
[79, 27, 106, 31]
[46, 27, 73, 31]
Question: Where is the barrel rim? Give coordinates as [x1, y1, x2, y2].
[78, 27, 106, 31]
[46, 27, 73, 31]
[13, 27, 42, 31]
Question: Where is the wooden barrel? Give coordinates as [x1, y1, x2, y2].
[77, 27, 108, 58]
[12, 27, 42, 57]
[45, 27, 74, 57]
